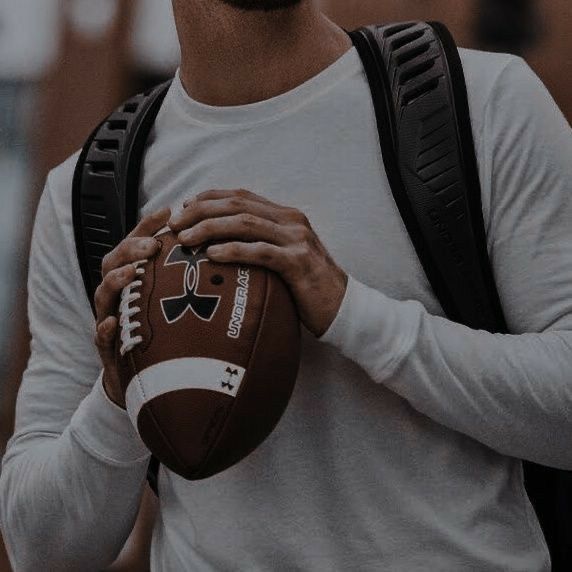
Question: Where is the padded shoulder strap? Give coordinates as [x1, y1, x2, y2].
[72, 81, 172, 316]
[348, 22, 508, 333]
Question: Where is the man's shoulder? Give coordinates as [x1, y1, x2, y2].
[47, 149, 81, 198]
[42, 149, 82, 230]
[457, 47, 521, 135]
[458, 46, 516, 75]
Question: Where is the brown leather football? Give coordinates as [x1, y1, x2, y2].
[116, 229, 301, 480]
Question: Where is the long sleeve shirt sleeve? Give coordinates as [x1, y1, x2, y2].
[320, 56, 572, 470]
[0, 168, 151, 572]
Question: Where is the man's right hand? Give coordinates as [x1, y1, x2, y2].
[94, 208, 171, 408]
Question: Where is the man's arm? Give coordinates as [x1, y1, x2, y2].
[319, 56, 572, 468]
[0, 170, 151, 572]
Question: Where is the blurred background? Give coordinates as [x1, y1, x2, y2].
[0, 0, 569, 570]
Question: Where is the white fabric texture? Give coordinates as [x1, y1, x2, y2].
[2, 43, 572, 571]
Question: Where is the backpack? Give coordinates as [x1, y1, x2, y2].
[71, 21, 571, 569]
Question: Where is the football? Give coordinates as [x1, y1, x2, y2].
[116, 229, 301, 480]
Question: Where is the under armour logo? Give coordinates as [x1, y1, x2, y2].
[160, 245, 221, 324]
[221, 367, 239, 391]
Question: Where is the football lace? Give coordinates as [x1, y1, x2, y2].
[118, 260, 147, 356]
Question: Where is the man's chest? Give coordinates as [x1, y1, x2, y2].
[140, 110, 444, 318]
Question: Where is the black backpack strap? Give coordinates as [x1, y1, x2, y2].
[72, 80, 172, 495]
[350, 21, 571, 569]
[72, 81, 172, 315]
[348, 21, 507, 334]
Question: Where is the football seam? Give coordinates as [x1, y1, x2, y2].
[191, 269, 271, 479]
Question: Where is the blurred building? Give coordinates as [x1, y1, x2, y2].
[35, 0, 179, 183]
[0, 0, 61, 423]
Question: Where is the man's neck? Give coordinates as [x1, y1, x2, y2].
[173, 1, 353, 107]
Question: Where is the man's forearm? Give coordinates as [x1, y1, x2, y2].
[320, 276, 572, 469]
[0, 376, 150, 572]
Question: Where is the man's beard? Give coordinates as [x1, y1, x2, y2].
[219, 0, 302, 11]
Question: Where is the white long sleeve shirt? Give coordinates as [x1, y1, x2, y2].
[2, 44, 572, 571]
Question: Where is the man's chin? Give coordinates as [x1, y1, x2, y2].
[219, 0, 303, 12]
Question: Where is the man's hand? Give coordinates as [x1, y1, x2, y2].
[94, 208, 171, 408]
[168, 189, 347, 337]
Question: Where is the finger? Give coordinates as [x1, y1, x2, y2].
[95, 263, 140, 323]
[170, 196, 282, 232]
[178, 214, 285, 247]
[101, 237, 158, 277]
[189, 189, 271, 206]
[206, 241, 285, 273]
[127, 207, 171, 239]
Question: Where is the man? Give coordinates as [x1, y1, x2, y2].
[1, 0, 571, 570]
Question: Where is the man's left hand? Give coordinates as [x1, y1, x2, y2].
[168, 189, 347, 337]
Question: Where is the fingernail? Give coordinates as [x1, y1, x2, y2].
[103, 317, 116, 336]
[155, 207, 171, 219]
[169, 214, 182, 228]
[142, 238, 158, 250]
[183, 196, 198, 208]
[179, 229, 194, 242]
[207, 245, 222, 256]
